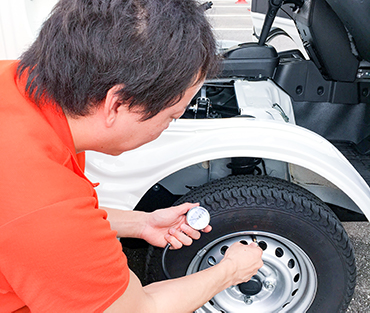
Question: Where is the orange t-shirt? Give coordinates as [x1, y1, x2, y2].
[0, 61, 129, 312]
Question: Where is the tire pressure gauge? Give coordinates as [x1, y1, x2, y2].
[186, 206, 210, 230]
[162, 206, 211, 279]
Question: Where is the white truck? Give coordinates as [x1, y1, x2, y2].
[2, 0, 370, 312]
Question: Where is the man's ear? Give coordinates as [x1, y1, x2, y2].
[103, 85, 125, 127]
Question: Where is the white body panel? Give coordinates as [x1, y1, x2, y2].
[86, 117, 370, 220]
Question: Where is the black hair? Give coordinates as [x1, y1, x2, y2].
[17, 0, 219, 119]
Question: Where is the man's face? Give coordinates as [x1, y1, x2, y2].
[106, 80, 204, 155]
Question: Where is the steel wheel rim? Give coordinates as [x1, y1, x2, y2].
[186, 231, 317, 313]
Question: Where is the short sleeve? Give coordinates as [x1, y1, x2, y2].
[0, 197, 130, 312]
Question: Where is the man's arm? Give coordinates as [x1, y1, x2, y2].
[105, 242, 263, 313]
[102, 206, 148, 239]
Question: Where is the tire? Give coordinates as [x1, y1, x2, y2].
[145, 175, 356, 313]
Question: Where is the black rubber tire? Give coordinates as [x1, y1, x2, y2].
[145, 175, 356, 312]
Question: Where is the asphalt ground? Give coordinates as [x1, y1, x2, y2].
[342, 222, 370, 312]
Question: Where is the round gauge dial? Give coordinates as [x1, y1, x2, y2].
[186, 206, 210, 230]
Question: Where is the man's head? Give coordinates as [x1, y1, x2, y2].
[17, 0, 219, 120]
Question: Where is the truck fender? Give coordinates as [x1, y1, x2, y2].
[85, 118, 370, 221]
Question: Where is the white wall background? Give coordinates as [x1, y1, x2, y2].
[0, 0, 56, 59]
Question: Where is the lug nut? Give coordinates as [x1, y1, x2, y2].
[244, 296, 253, 305]
[264, 281, 275, 290]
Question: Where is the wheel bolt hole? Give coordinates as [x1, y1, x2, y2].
[258, 241, 267, 251]
[288, 259, 295, 269]
[294, 273, 300, 283]
[208, 256, 217, 266]
[275, 247, 284, 258]
[220, 245, 229, 255]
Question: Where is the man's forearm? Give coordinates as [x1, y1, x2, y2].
[106, 263, 235, 313]
[102, 207, 148, 238]
[142, 261, 234, 313]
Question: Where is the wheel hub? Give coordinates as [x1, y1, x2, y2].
[238, 276, 262, 296]
[186, 231, 317, 313]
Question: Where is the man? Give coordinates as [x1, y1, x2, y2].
[0, 0, 263, 312]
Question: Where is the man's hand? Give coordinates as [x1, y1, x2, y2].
[220, 241, 264, 286]
[140, 203, 212, 249]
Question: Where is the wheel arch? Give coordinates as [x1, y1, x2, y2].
[85, 119, 370, 220]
